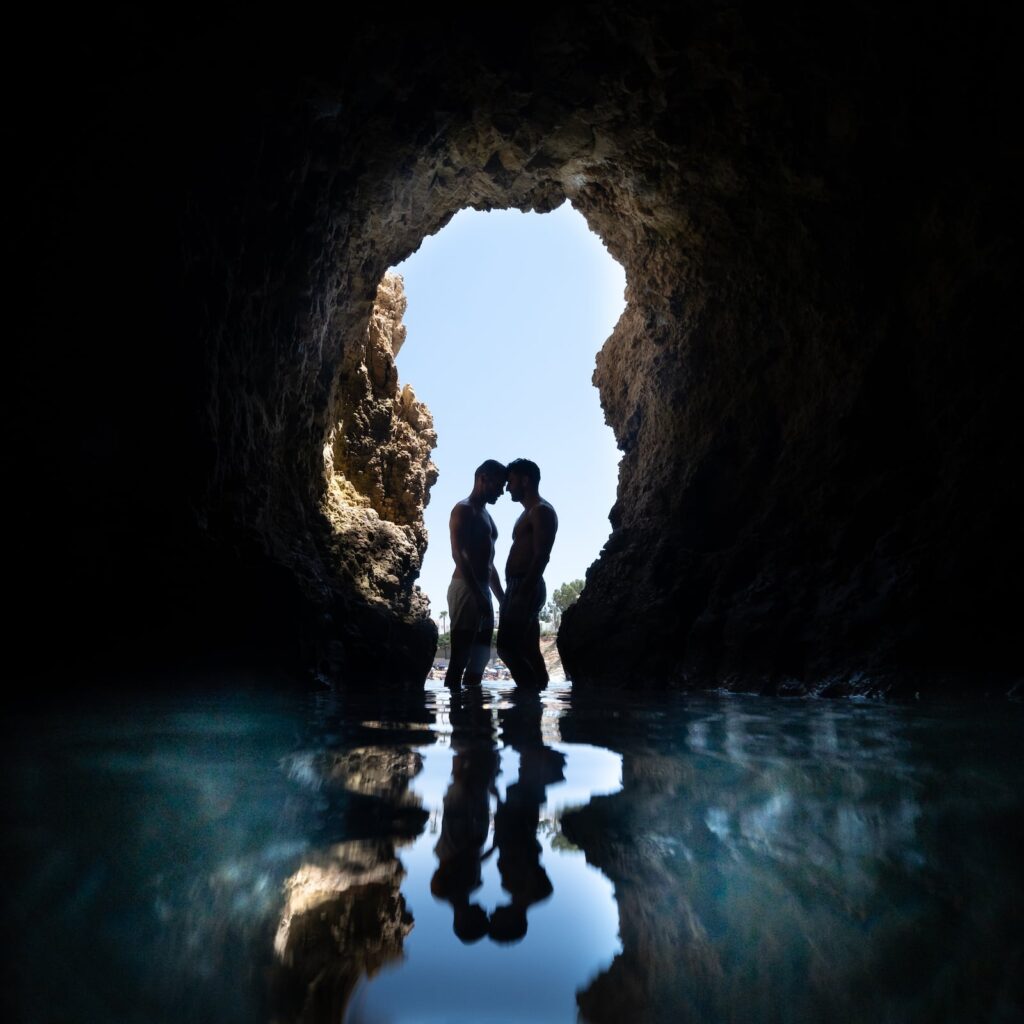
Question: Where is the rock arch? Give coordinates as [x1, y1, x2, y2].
[10, 4, 1021, 693]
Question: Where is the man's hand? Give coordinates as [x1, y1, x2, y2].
[474, 584, 492, 616]
[502, 588, 528, 622]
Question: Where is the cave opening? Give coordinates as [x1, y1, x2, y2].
[308, 119, 657, 685]
[388, 202, 627, 629]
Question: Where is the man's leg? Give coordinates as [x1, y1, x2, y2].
[497, 583, 525, 684]
[498, 611, 543, 689]
[446, 629, 474, 688]
[496, 610, 523, 683]
[500, 579, 547, 689]
[524, 616, 548, 686]
[463, 615, 493, 686]
[445, 577, 474, 688]
[524, 577, 548, 685]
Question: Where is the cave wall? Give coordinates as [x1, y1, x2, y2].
[7, 3, 1021, 691]
[557, 6, 1024, 694]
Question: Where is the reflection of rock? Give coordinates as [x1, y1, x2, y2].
[321, 747, 424, 805]
[283, 744, 429, 841]
[563, 787, 723, 1024]
[283, 745, 423, 798]
[272, 839, 412, 1024]
[272, 737, 429, 1021]
[559, 706, 960, 1023]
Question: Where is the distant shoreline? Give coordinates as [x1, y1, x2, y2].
[429, 635, 564, 682]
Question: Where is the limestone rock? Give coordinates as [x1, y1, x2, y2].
[318, 271, 439, 669]
[324, 272, 437, 555]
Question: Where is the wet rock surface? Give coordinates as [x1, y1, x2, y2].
[8, 4, 1021, 691]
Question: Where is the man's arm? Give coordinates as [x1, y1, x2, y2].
[489, 563, 505, 605]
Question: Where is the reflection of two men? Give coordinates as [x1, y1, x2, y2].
[432, 690, 565, 944]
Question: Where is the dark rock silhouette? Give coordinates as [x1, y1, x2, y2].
[7, 4, 1021, 693]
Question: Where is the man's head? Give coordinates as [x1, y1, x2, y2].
[505, 458, 540, 503]
[475, 459, 507, 504]
[488, 903, 528, 943]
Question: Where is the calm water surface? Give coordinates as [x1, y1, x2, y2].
[3, 679, 1022, 1023]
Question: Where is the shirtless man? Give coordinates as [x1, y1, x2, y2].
[497, 459, 558, 689]
[445, 460, 507, 688]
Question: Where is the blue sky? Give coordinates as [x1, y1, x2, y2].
[391, 202, 626, 622]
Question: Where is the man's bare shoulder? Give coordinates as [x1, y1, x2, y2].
[451, 500, 496, 534]
[449, 501, 474, 533]
[533, 500, 558, 527]
[450, 498, 477, 519]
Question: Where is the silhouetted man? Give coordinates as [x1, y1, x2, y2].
[445, 460, 507, 688]
[497, 458, 558, 689]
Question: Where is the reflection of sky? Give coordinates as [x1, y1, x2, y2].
[547, 742, 622, 812]
[353, 731, 623, 1023]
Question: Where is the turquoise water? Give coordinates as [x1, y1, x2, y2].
[3, 680, 1022, 1022]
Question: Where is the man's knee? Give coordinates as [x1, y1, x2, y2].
[451, 628, 475, 651]
[468, 636, 491, 676]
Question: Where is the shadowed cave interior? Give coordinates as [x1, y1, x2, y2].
[8, 3, 1021, 696]
[5, 8, 1024, 1024]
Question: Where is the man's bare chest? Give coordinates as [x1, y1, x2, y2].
[512, 513, 532, 543]
[471, 512, 497, 544]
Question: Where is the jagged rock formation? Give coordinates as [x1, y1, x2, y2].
[324, 274, 437, 548]
[8, 3, 1021, 691]
[320, 273, 438, 665]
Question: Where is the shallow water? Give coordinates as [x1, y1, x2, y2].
[3, 680, 1022, 1023]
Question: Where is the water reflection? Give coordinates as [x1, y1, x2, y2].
[429, 690, 568, 947]
[347, 683, 620, 1022]
[490, 692, 565, 944]
[559, 695, 1024, 1024]
[271, 737, 428, 1023]
[272, 839, 412, 1022]
[274, 684, 616, 1022]
[431, 688, 499, 943]
[3, 685, 1022, 1023]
